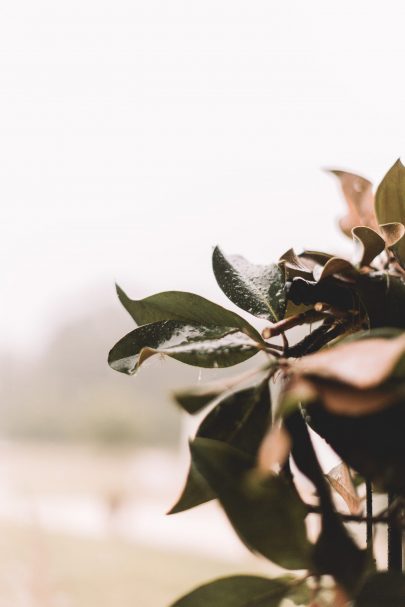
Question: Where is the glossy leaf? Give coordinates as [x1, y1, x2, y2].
[279, 249, 314, 280]
[326, 462, 362, 515]
[375, 159, 405, 267]
[170, 575, 293, 607]
[191, 438, 312, 569]
[355, 572, 405, 607]
[108, 321, 260, 374]
[116, 286, 263, 342]
[212, 246, 286, 322]
[169, 380, 271, 513]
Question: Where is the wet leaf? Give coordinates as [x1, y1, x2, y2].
[352, 226, 385, 267]
[212, 246, 286, 322]
[170, 575, 293, 607]
[355, 572, 405, 607]
[326, 169, 377, 237]
[191, 438, 312, 569]
[169, 380, 271, 513]
[108, 321, 260, 374]
[115, 286, 263, 342]
[375, 159, 405, 267]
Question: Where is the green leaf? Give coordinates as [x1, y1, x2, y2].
[212, 246, 286, 322]
[170, 575, 292, 607]
[375, 159, 405, 267]
[169, 380, 271, 513]
[172, 366, 271, 414]
[108, 321, 261, 374]
[116, 286, 263, 342]
[355, 572, 405, 607]
[190, 438, 311, 569]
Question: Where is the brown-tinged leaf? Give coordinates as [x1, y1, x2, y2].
[333, 584, 351, 607]
[327, 169, 377, 237]
[313, 257, 358, 282]
[257, 424, 292, 473]
[326, 462, 362, 515]
[380, 222, 405, 249]
[351, 227, 385, 267]
[293, 334, 405, 389]
[279, 248, 314, 279]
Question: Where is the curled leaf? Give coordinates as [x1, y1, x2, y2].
[351, 227, 385, 268]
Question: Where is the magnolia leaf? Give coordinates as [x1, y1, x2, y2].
[108, 321, 260, 375]
[326, 169, 377, 237]
[326, 462, 362, 515]
[375, 159, 405, 267]
[170, 575, 293, 607]
[355, 572, 405, 607]
[351, 226, 385, 268]
[212, 246, 286, 322]
[308, 400, 405, 494]
[173, 366, 271, 414]
[191, 438, 312, 569]
[279, 249, 314, 280]
[355, 272, 405, 329]
[257, 424, 292, 473]
[169, 380, 271, 513]
[380, 221, 405, 248]
[116, 286, 263, 342]
[313, 257, 357, 282]
[293, 333, 405, 389]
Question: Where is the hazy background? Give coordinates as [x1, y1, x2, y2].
[1, 1, 405, 605]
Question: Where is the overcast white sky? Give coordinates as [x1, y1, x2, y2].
[2, 1, 405, 352]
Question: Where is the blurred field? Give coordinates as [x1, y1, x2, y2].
[0, 441, 275, 606]
[0, 521, 247, 607]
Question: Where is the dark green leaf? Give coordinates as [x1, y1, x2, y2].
[355, 272, 405, 329]
[170, 575, 292, 607]
[375, 159, 405, 267]
[308, 400, 405, 494]
[108, 321, 260, 375]
[169, 380, 271, 513]
[313, 514, 368, 594]
[355, 572, 405, 607]
[116, 286, 263, 342]
[172, 367, 271, 414]
[190, 438, 311, 569]
[212, 246, 286, 322]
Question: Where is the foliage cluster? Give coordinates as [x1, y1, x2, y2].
[109, 161, 405, 605]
